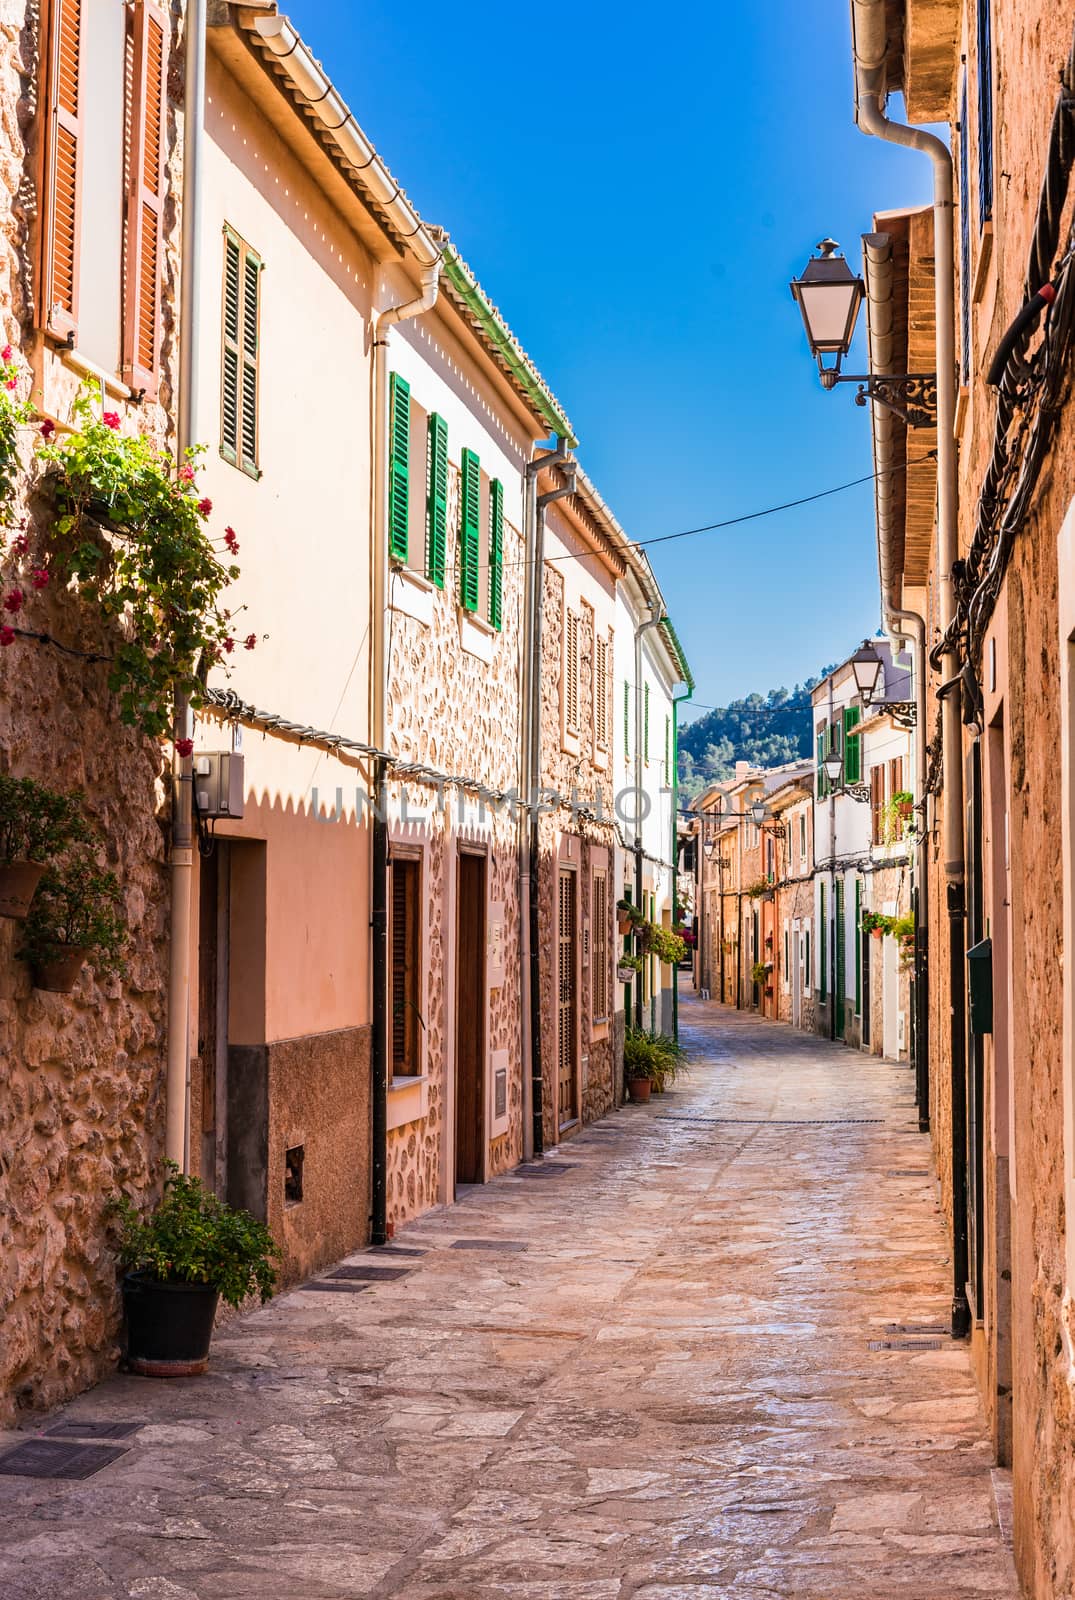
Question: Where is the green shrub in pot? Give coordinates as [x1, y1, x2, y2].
[0, 775, 90, 918]
[18, 848, 127, 990]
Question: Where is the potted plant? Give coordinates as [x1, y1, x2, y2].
[751, 959, 769, 988]
[109, 1163, 279, 1377]
[18, 849, 127, 991]
[616, 898, 637, 937]
[861, 909, 890, 940]
[0, 774, 89, 919]
[892, 912, 916, 966]
[623, 1027, 661, 1103]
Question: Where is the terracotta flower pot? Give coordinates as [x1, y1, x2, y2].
[31, 946, 89, 992]
[871, 927, 883, 941]
[626, 1076, 652, 1104]
[617, 912, 633, 936]
[0, 860, 45, 920]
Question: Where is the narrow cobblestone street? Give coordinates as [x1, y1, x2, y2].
[0, 986, 1018, 1600]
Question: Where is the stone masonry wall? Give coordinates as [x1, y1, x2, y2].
[0, 0, 182, 1422]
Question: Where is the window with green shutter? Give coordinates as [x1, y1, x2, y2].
[459, 447, 480, 611]
[844, 705, 862, 784]
[221, 227, 261, 478]
[816, 726, 827, 799]
[426, 412, 447, 587]
[819, 881, 827, 1000]
[489, 478, 503, 629]
[388, 372, 410, 562]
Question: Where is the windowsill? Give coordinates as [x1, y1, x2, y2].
[955, 386, 969, 438]
[387, 1073, 430, 1132]
[972, 221, 994, 303]
[562, 728, 580, 758]
[592, 1018, 610, 1038]
[49, 337, 138, 402]
[593, 746, 608, 772]
[458, 608, 497, 663]
[391, 566, 435, 627]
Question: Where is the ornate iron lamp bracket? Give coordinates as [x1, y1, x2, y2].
[840, 784, 873, 804]
[819, 368, 937, 428]
[869, 700, 917, 728]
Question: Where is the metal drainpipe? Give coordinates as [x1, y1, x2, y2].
[368, 256, 442, 1247]
[670, 682, 692, 1040]
[828, 676, 837, 1042]
[853, 22, 968, 1333]
[886, 606, 930, 1130]
[525, 450, 575, 1157]
[634, 610, 664, 1028]
[166, 0, 207, 1172]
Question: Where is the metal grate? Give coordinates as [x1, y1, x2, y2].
[884, 1323, 949, 1336]
[0, 1440, 129, 1479]
[886, 1169, 931, 1178]
[450, 1239, 528, 1252]
[515, 1164, 577, 1179]
[372, 1245, 426, 1257]
[868, 1339, 944, 1352]
[658, 1115, 885, 1126]
[328, 1265, 411, 1281]
[299, 1280, 370, 1293]
[45, 1420, 142, 1441]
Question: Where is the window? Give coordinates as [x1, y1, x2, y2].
[564, 609, 580, 737]
[594, 635, 608, 751]
[783, 923, 790, 991]
[40, 0, 168, 390]
[592, 869, 608, 1021]
[459, 447, 481, 611]
[390, 857, 421, 1077]
[959, 72, 971, 383]
[765, 836, 775, 883]
[799, 812, 807, 866]
[819, 881, 827, 1001]
[854, 877, 863, 1016]
[427, 413, 448, 587]
[488, 478, 503, 629]
[844, 706, 862, 783]
[803, 927, 811, 993]
[222, 227, 261, 476]
[977, 0, 994, 226]
[623, 679, 630, 764]
[871, 765, 885, 845]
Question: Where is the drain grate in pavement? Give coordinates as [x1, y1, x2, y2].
[45, 1420, 142, 1441]
[450, 1239, 528, 1252]
[884, 1322, 949, 1336]
[373, 1245, 426, 1257]
[514, 1164, 577, 1178]
[886, 1169, 931, 1178]
[328, 1265, 411, 1281]
[300, 1280, 370, 1293]
[0, 1439, 129, 1479]
[868, 1339, 944, 1352]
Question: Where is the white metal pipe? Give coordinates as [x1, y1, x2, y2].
[165, 0, 207, 1171]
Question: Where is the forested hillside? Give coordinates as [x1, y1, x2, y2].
[678, 679, 828, 798]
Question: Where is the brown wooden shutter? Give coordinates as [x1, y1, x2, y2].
[390, 860, 420, 1076]
[871, 766, 884, 846]
[41, 0, 83, 342]
[565, 611, 579, 734]
[122, 0, 167, 395]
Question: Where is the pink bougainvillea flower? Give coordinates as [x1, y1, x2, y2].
[179, 463, 195, 483]
[223, 635, 236, 654]
[0, 626, 14, 647]
[39, 418, 55, 440]
[224, 526, 239, 553]
[4, 379, 15, 392]
[197, 497, 213, 518]
[30, 569, 49, 590]
[12, 534, 29, 556]
[175, 737, 194, 759]
[103, 411, 121, 430]
[3, 589, 24, 614]
[1, 345, 11, 362]
[244, 633, 257, 651]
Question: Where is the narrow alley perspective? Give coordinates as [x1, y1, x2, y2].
[0, 985, 1018, 1600]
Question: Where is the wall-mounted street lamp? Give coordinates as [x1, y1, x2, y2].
[823, 749, 871, 803]
[849, 639, 917, 726]
[790, 239, 937, 429]
[749, 802, 786, 836]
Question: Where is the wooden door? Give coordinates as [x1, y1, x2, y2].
[557, 868, 578, 1129]
[196, 843, 229, 1194]
[454, 851, 486, 1187]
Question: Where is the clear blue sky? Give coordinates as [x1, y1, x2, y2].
[284, 0, 934, 716]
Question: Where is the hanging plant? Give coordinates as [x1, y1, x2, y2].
[33, 393, 255, 738]
[0, 346, 33, 528]
[745, 878, 770, 899]
[0, 774, 91, 919]
[18, 847, 128, 990]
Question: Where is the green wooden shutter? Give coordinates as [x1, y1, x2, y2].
[426, 412, 447, 587]
[819, 882, 827, 1000]
[388, 373, 410, 563]
[816, 727, 827, 799]
[644, 683, 650, 761]
[459, 447, 480, 611]
[221, 232, 241, 465]
[835, 877, 846, 1037]
[844, 705, 862, 784]
[240, 247, 260, 475]
[489, 478, 503, 629]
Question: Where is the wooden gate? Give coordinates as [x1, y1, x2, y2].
[557, 868, 578, 1128]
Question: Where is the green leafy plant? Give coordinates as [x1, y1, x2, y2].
[642, 923, 687, 965]
[0, 345, 33, 525]
[108, 1162, 280, 1308]
[0, 774, 90, 864]
[625, 1025, 688, 1090]
[751, 959, 771, 987]
[861, 909, 895, 937]
[881, 792, 915, 845]
[18, 848, 128, 977]
[36, 394, 252, 738]
[745, 878, 770, 899]
[619, 952, 644, 973]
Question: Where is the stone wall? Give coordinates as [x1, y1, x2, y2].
[0, 0, 182, 1422]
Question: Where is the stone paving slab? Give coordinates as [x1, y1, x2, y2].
[0, 987, 1019, 1598]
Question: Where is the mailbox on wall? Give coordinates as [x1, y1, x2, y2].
[967, 937, 993, 1035]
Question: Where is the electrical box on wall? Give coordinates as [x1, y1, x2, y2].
[193, 752, 245, 820]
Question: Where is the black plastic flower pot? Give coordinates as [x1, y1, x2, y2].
[122, 1272, 220, 1377]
